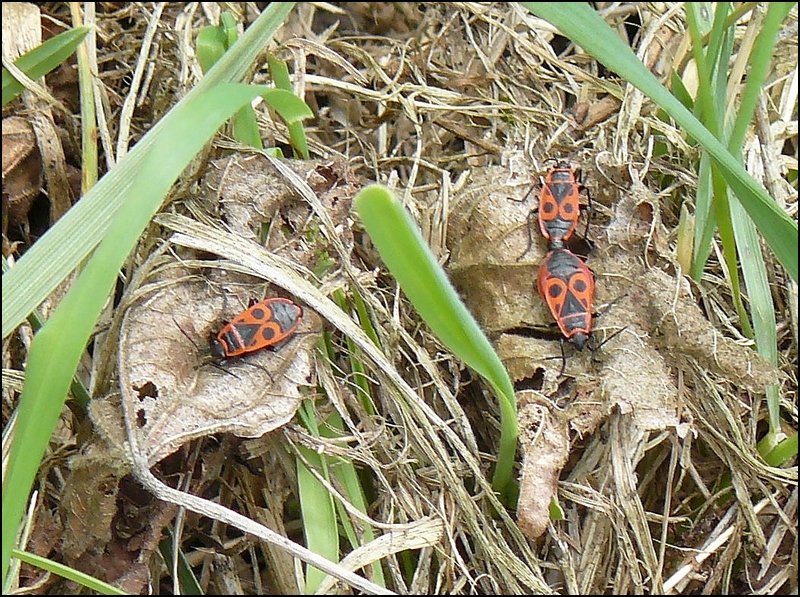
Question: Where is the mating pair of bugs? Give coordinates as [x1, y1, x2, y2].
[517, 160, 610, 354]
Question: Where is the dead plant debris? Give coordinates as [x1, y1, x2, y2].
[3, 3, 797, 595]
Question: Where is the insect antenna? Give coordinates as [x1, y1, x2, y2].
[172, 315, 242, 380]
[590, 325, 628, 352]
[593, 293, 628, 320]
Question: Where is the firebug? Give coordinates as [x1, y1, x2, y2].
[536, 160, 590, 246]
[211, 297, 303, 360]
[537, 247, 595, 350]
[516, 160, 592, 259]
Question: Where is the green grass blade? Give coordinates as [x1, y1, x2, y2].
[693, 12, 754, 336]
[10, 549, 125, 595]
[159, 532, 203, 595]
[259, 89, 313, 124]
[196, 24, 227, 73]
[232, 104, 264, 149]
[723, 3, 793, 437]
[220, 11, 240, 49]
[72, 9, 98, 194]
[692, 154, 716, 278]
[321, 411, 385, 586]
[2, 2, 297, 339]
[761, 432, 798, 467]
[2, 25, 91, 106]
[333, 290, 376, 414]
[1, 83, 284, 585]
[727, 3, 794, 152]
[354, 185, 518, 497]
[732, 198, 780, 427]
[0, 265, 91, 411]
[268, 54, 310, 159]
[297, 404, 340, 593]
[197, 12, 264, 149]
[297, 401, 384, 589]
[522, 3, 798, 282]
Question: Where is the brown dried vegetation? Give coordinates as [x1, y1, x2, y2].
[3, 3, 797, 595]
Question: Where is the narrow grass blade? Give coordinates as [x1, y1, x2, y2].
[354, 185, 518, 497]
[9, 549, 125, 595]
[297, 404, 339, 593]
[722, 3, 793, 438]
[159, 532, 203, 595]
[2, 25, 90, 106]
[727, 3, 794, 152]
[2, 2, 297, 339]
[522, 3, 798, 282]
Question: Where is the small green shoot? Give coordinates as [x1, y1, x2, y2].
[197, 11, 263, 149]
[268, 54, 311, 159]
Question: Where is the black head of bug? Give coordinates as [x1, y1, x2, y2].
[570, 332, 589, 351]
[209, 336, 227, 359]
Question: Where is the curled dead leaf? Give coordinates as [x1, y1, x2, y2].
[112, 274, 321, 466]
[201, 154, 358, 271]
[516, 393, 570, 539]
[448, 163, 547, 332]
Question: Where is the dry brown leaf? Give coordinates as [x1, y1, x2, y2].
[201, 153, 358, 271]
[2, 116, 42, 235]
[112, 272, 320, 466]
[516, 394, 569, 540]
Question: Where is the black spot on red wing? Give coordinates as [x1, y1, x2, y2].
[262, 327, 276, 341]
[562, 202, 575, 214]
[543, 202, 555, 214]
[250, 307, 266, 319]
[514, 367, 546, 391]
[573, 279, 586, 292]
[548, 284, 563, 298]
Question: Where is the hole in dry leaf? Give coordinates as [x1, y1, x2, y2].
[514, 368, 546, 392]
[548, 34, 571, 56]
[635, 201, 654, 224]
[132, 381, 158, 401]
[136, 409, 147, 428]
[99, 479, 116, 497]
[21, 193, 50, 241]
